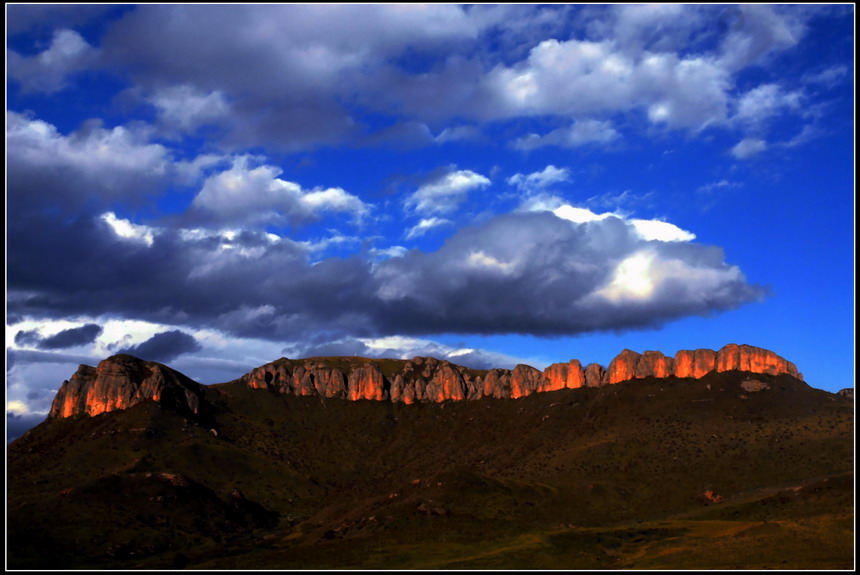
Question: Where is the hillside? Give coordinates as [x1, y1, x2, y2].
[6, 356, 854, 570]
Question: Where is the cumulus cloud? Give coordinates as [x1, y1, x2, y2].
[189, 156, 368, 227]
[8, 28, 97, 92]
[7, 200, 764, 343]
[6, 112, 172, 217]
[373, 210, 763, 335]
[405, 168, 491, 216]
[148, 84, 231, 133]
[116, 330, 203, 363]
[479, 38, 731, 131]
[94, 4, 491, 150]
[8, 5, 822, 151]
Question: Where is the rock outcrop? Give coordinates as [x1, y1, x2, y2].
[48, 344, 804, 419]
[673, 349, 717, 379]
[584, 363, 606, 388]
[715, 344, 802, 379]
[49, 354, 204, 419]
[540, 360, 586, 393]
[240, 343, 803, 403]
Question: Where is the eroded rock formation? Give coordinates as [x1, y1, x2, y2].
[48, 344, 804, 418]
[49, 354, 204, 418]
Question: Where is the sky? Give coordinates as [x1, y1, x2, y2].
[5, 4, 855, 440]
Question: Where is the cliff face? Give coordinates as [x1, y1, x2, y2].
[49, 344, 804, 418]
[48, 354, 204, 419]
[673, 349, 718, 379]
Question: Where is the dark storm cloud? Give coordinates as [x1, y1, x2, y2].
[116, 330, 203, 363]
[6, 106, 763, 341]
[6, 190, 765, 344]
[96, 4, 490, 150]
[14, 330, 40, 348]
[14, 324, 103, 350]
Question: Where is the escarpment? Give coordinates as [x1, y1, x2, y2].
[49, 354, 205, 419]
[49, 344, 804, 419]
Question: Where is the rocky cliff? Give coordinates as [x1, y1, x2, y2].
[49, 344, 804, 419]
[240, 343, 802, 403]
[49, 354, 205, 418]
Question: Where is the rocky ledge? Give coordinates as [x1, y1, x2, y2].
[49, 344, 803, 419]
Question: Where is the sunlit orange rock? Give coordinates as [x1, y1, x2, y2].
[50, 344, 806, 418]
[636, 351, 674, 379]
[347, 364, 387, 401]
[540, 360, 585, 392]
[716, 344, 801, 379]
[424, 361, 467, 402]
[49, 355, 203, 419]
[511, 364, 543, 398]
[673, 349, 717, 379]
[482, 369, 511, 398]
[604, 349, 642, 385]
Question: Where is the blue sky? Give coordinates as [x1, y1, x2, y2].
[6, 4, 855, 438]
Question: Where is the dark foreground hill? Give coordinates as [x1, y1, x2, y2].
[7, 358, 854, 570]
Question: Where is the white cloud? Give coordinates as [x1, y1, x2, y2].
[357, 335, 534, 370]
[191, 156, 369, 226]
[405, 169, 491, 215]
[597, 250, 657, 302]
[629, 219, 696, 242]
[484, 38, 730, 131]
[149, 85, 231, 132]
[552, 205, 615, 224]
[7, 111, 170, 184]
[507, 165, 571, 194]
[100, 212, 156, 246]
[730, 137, 767, 159]
[406, 217, 452, 239]
[735, 83, 802, 125]
[6, 400, 31, 416]
[594, 248, 741, 305]
[8, 28, 96, 92]
[512, 119, 620, 150]
[552, 205, 695, 242]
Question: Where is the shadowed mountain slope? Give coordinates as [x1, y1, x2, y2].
[7, 351, 853, 570]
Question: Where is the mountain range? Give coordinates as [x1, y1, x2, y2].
[7, 344, 854, 570]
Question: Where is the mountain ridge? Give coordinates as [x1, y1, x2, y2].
[10, 363, 853, 570]
[49, 343, 803, 420]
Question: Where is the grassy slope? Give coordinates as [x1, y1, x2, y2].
[7, 371, 854, 569]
